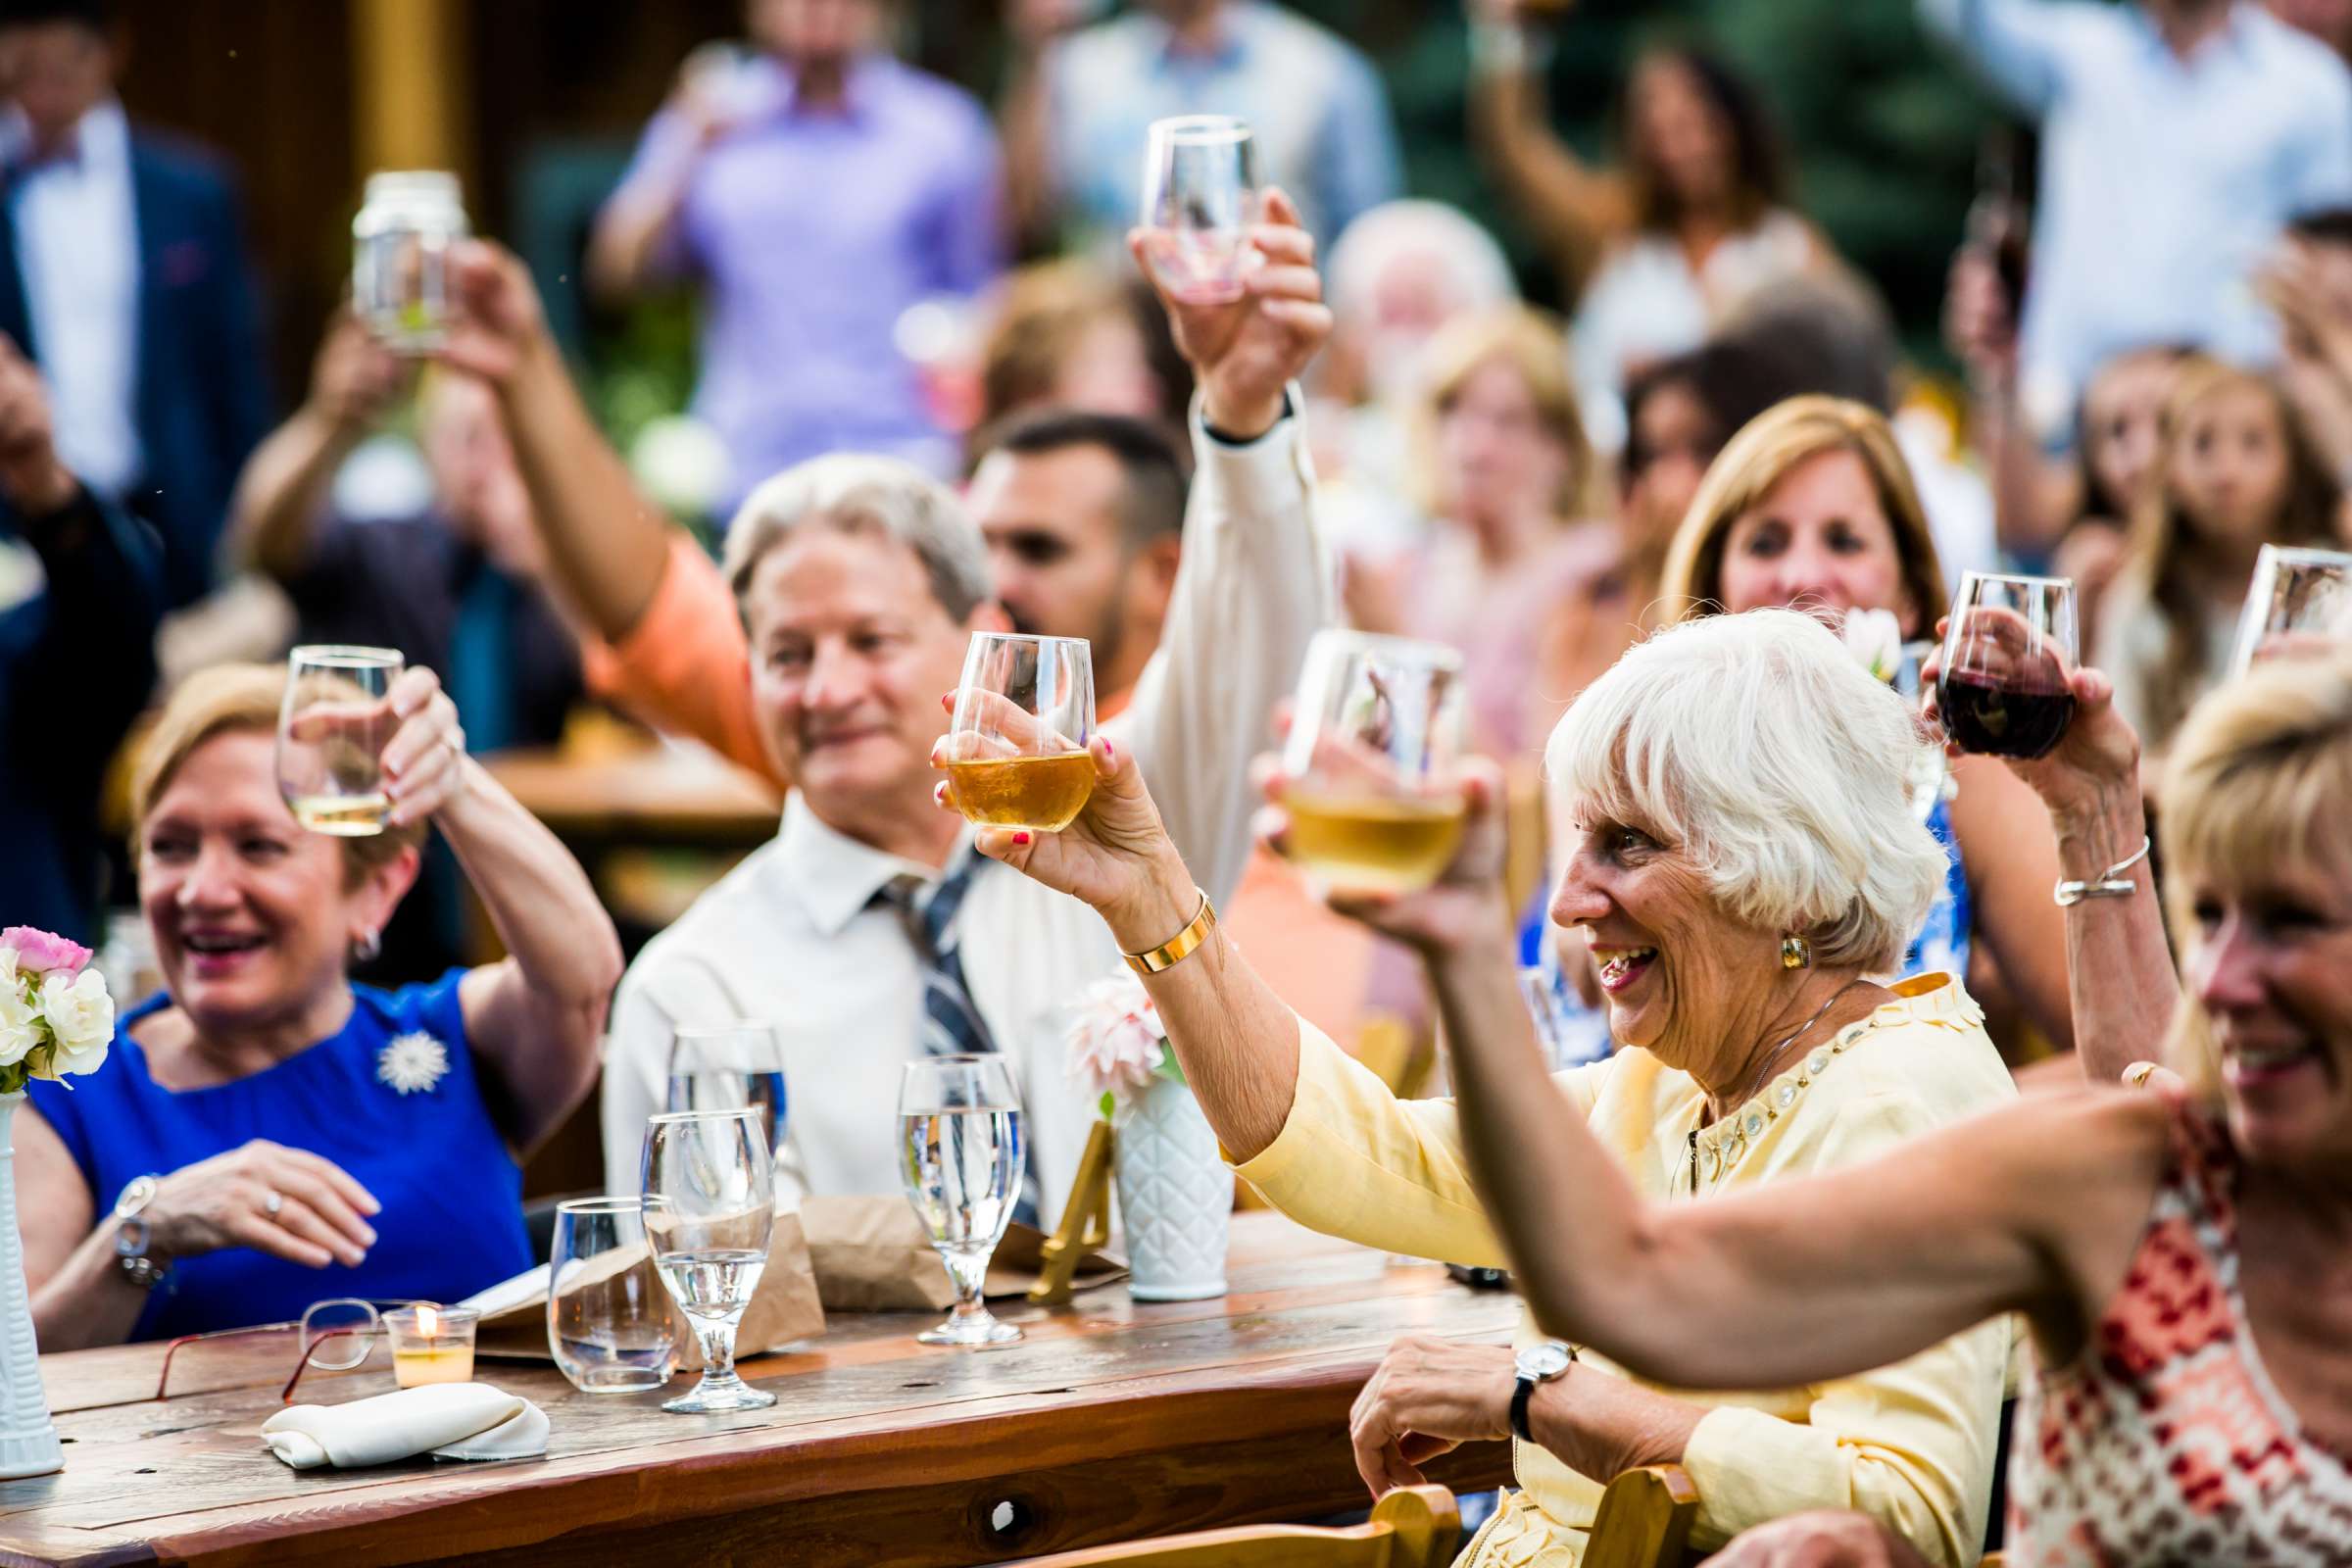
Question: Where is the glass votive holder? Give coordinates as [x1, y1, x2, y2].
[385, 1303, 479, 1388]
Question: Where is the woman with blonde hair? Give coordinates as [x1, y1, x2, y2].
[1416, 649, 2352, 1566]
[1350, 305, 1625, 761]
[2094, 357, 2341, 758]
[1649, 395, 2079, 1062]
[19, 662, 621, 1346]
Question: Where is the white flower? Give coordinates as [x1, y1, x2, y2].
[0, 974, 36, 1069]
[376, 1031, 450, 1095]
[1064, 972, 1167, 1108]
[37, 968, 115, 1077]
[1840, 607, 1906, 685]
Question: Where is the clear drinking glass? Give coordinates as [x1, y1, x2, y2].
[939, 632, 1098, 833]
[277, 646, 403, 836]
[898, 1055, 1025, 1348]
[1936, 572, 2080, 760]
[641, 1109, 776, 1412]
[353, 170, 466, 352]
[2228, 544, 2352, 678]
[1138, 115, 1259, 305]
[665, 1023, 788, 1169]
[1278, 630, 1471, 895]
[549, 1198, 678, 1395]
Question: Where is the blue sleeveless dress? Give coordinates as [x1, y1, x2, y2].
[1518, 798, 1974, 1061]
[27, 970, 532, 1341]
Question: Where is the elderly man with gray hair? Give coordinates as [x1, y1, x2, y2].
[596, 198, 1336, 1223]
[971, 608, 2015, 1564]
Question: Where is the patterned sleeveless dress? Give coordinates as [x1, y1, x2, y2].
[2008, 1096, 2352, 1564]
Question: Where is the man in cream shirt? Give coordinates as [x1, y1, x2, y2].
[600, 199, 1335, 1224]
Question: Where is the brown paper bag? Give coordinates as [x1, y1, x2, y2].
[799, 1195, 1126, 1311]
[473, 1207, 825, 1366]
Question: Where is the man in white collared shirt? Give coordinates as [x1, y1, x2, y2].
[599, 203, 1336, 1225]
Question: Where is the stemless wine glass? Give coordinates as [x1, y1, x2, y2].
[549, 1198, 678, 1394]
[1278, 630, 1470, 895]
[2228, 544, 2352, 677]
[898, 1055, 1025, 1348]
[277, 646, 404, 836]
[641, 1108, 776, 1412]
[939, 632, 1097, 833]
[1139, 115, 1259, 305]
[1936, 572, 2079, 760]
[665, 1023, 788, 1168]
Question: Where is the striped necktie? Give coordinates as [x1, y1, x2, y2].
[874, 855, 997, 1060]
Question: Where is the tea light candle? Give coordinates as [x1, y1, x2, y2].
[385, 1303, 478, 1388]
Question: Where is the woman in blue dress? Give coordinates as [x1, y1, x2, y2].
[21, 662, 622, 1345]
[1526, 396, 2077, 1066]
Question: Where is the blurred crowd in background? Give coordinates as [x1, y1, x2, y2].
[7, 0, 2352, 1137]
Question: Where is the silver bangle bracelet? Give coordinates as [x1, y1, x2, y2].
[2053, 835, 2152, 906]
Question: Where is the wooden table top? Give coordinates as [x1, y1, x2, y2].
[483, 745, 781, 845]
[8, 1213, 1518, 1567]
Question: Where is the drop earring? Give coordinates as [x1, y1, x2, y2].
[1779, 933, 1811, 970]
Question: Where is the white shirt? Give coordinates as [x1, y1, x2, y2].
[602, 411, 1331, 1226]
[1921, 0, 2352, 412]
[4, 100, 142, 497]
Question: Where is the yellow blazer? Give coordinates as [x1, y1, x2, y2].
[1232, 974, 2016, 1567]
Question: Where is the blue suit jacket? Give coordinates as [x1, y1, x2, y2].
[0, 128, 273, 608]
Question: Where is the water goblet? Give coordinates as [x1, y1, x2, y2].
[899, 1055, 1025, 1348]
[665, 1023, 788, 1170]
[642, 1108, 776, 1412]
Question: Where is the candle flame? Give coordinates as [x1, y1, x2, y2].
[416, 1303, 439, 1337]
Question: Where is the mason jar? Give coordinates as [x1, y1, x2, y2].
[352, 170, 466, 353]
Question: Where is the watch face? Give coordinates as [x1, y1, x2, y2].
[1516, 1342, 1572, 1380]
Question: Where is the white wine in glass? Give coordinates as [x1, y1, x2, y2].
[277, 646, 403, 837]
[940, 633, 1097, 832]
[1278, 631, 1470, 895]
[898, 1056, 1024, 1348]
[641, 1108, 777, 1413]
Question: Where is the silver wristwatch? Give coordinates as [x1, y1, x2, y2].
[1510, 1340, 1576, 1444]
[112, 1175, 169, 1291]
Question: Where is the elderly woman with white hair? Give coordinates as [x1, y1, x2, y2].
[960, 609, 2014, 1565]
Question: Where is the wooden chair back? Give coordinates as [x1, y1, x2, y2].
[1585, 1464, 1701, 1568]
[1011, 1484, 1459, 1568]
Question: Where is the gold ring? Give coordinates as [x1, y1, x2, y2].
[2124, 1060, 2158, 1089]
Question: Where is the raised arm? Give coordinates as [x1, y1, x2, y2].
[1915, 0, 2080, 117]
[227, 313, 410, 582]
[584, 80, 714, 303]
[368, 666, 623, 1155]
[1111, 187, 1337, 909]
[1466, 2, 1633, 293]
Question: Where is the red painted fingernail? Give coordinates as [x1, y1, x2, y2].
[1012, 832, 1031, 846]
[1102, 740, 1114, 761]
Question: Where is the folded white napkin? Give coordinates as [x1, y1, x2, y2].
[261, 1382, 549, 1469]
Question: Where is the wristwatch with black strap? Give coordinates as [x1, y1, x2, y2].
[1510, 1340, 1575, 1444]
[112, 1174, 170, 1291]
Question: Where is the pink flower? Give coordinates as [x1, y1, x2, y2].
[0, 928, 91, 978]
[1065, 973, 1168, 1106]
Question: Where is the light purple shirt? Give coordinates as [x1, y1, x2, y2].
[615, 54, 1005, 503]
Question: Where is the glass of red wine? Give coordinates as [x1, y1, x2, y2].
[1138, 115, 1258, 306]
[1936, 571, 2079, 760]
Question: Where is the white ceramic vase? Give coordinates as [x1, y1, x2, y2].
[1113, 1077, 1232, 1301]
[0, 1094, 62, 1477]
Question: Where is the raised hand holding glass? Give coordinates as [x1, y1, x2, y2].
[277, 646, 402, 836]
[1139, 116, 1259, 305]
[2228, 544, 2352, 677]
[1936, 572, 2079, 760]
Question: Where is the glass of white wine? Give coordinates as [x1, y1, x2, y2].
[665, 1023, 788, 1170]
[898, 1055, 1025, 1348]
[1278, 630, 1470, 896]
[939, 632, 1097, 834]
[277, 646, 403, 836]
[641, 1108, 776, 1413]
[2228, 544, 2352, 678]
